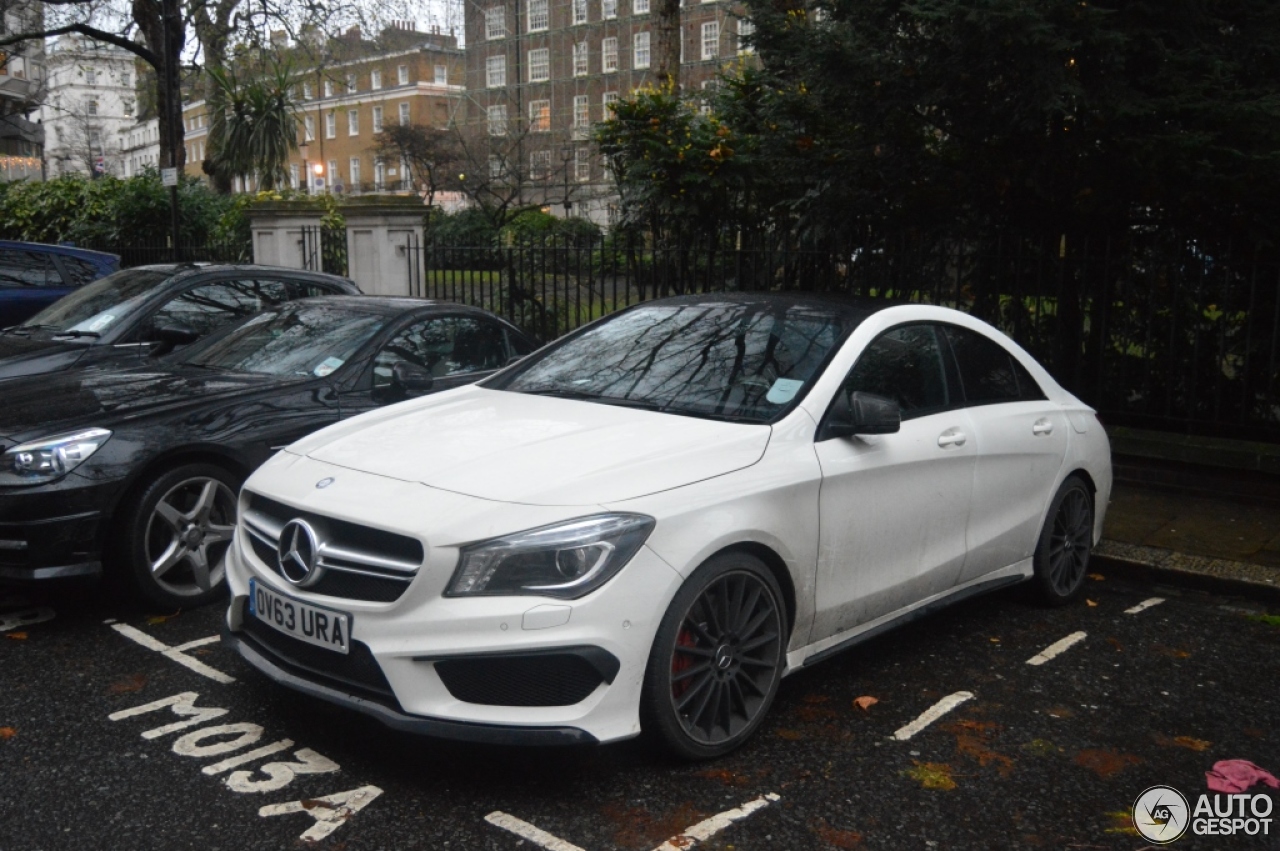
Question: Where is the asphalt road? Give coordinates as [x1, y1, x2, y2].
[2, 569, 1278, 851]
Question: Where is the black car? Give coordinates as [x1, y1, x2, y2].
[0, 296, 535, 608]
[0, 263, 360, 381]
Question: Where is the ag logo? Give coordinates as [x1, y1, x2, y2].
[1133, 785, 1190, 844]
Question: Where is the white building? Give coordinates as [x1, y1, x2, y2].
[119, 118, 161, 177]
[0, 2, 46, 181]
[39, 34, 137, 178]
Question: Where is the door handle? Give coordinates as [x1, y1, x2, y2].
[937, 429, 967, 448]
[1032, 418, 1054, 436]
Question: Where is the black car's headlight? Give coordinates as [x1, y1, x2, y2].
[446, 513, 655, 599]
[0, 428, 112, 486]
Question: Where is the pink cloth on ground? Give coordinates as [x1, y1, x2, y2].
[1205, 760, 1280, 794]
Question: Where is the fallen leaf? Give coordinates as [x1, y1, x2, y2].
[109, 673, 147, 695]
[1153, 644, 1192, 659]
[956, 733, 1015, 777]
[1104, 810, 1139, 836]
[903, 761, 957, 791]
[0, 727, 15, 740]
[1156, 734, 1211, 752]
[989, 637, 1001, 643]
[1086, 599, 1098, 607]
[814, 819, 863, 848]
[945, 719, 1000, 733]
[1107, 637, 1123, 652]
[5, 632, 27, 640]
[853, 696, 878, 711]
[145, 610, 181, 625]
[776, 729, 805, 741]
[1075, 749, 1141, 778]
[1088, 573, 1105, 581]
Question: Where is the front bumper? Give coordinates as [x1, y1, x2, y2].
[0, 475, 117, 581]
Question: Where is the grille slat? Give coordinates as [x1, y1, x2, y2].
[434, 654, 606, 707]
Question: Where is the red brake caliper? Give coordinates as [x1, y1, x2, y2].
[671, 627, 696, 698]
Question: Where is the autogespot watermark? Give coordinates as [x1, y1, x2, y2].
[1132, 785, 1274, 843]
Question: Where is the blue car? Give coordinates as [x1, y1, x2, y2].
[0, 241, 120, 328]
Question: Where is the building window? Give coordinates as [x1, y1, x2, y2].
[603, 0, 617, 19]
[486, 55, 507, 88]
[86, 68, 97, 85]
[572, 95, 589, 138]
[346, 73, 357, 94]
[325, 111, 336, 138]
[602, 37, 618, 73]
[329, 160, 339, 189]
[737, 18, 755, 53]
[349, 157, 362, 190]
[290, 163, 300, 190]
[372, 105, 383, 133]
[435, 64, 448, 84]
[528, 0, 549, 32]
[603, 90, 619, 113]
[399, 102, 411, 124]
[303, 81, 313, 99]
[304, 114, 315, 141]
[324, 79, 334, 97]
[573, 41, 589, 77]
[371, 69, 382, 89]
[121, 71, 131, 87]
[487, 103, 508, 135]
[374, 159, 385, 190]
[530, 149, 551, 179]
[528, 48, 550, 82]
[633, 0, 649, 12]
[529, 99, 550, 132]
[701, 21, 720, 60]
[123, 100, 134, 117]
[348, 109, 359, 136]
[87, 99, 98, 115]
[485, 6, 506, 39]
[489, 155, 505, 180]
[633, 31, 650, 69]
[575, 147, 591, 182]
[398, 64, 409, 85]
[573, 0, 588, 24]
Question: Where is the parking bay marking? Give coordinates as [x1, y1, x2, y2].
[1125, 597, 1165, 615]
[109, 690, 381, 841]
[110, 622, 235, 684]
[891, 691, 975, 741]
[1025, 631, 1088, 666]
[487, 793, 782, 851]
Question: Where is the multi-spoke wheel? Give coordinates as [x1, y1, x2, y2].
[642, 552, 786, 759]
[1032, 475, 1094, 606]
[117, 463, 239, 609]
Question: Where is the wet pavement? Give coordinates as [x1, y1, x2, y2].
[2, 570, 1278, 850]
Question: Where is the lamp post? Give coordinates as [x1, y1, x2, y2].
[298, 140, 310, 195]
[560, 145, 574, 215]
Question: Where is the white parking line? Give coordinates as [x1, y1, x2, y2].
[652, 793, 781, 851]
[485, 812, 589, 851]
[1025, 631, 1087, 666]
[891, 691, 974, 741]
[111, 624, 236, 684]
[1125, 597, 1165, 615]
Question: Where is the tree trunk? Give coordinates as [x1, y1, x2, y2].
[133, 0, 186, 171]
[652, 0, 682, 91]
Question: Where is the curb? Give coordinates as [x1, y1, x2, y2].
[1094, 540, 1280, 604]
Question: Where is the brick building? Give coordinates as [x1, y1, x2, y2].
[463, 0, 753, 224]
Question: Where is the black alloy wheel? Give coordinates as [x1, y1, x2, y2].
[642, 552, 786, 759]
[1032, 475, 1094, 605]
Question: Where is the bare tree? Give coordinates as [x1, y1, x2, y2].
[452, 119, 580, 229]
[48, 98, 122, 176]
[374, 122, 463, 208]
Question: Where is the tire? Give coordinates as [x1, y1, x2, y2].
[116, 462, 240, 610]
[641, 551, 787, 760]
[1031, 475, 1094, 606]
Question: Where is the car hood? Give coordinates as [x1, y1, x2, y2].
[294, 385, 772, 506]
[0, 331, 90, 380]
[0, 365, 278, 442]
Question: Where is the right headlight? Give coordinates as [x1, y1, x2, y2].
[446, 513, 655, 599]
[0, 428, 112, 486]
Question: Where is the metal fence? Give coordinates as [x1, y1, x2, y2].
[412, 233, 1280, 443]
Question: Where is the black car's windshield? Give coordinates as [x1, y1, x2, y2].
[21, 268, 172, 334]
[489, 301, 851, 423]
[182, 304, 386, 377]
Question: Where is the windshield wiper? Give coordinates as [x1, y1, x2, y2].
[52, 329, 102, 339]
[522, 387, 606, 400]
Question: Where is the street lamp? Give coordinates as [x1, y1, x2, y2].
[298, 139, 310, 195]
[560, 145, 574, 215]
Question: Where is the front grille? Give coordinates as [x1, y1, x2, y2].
[242, 492, 423, 603]
[434, 652, 608, 707]
[240, 613, 397, 703]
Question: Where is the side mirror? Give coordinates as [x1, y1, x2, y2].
[391, 361, 434, 397]
[148, 323, 200, 356]
[819, 390, 902, 441]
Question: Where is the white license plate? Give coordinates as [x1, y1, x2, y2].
[249, 578, 351, 655]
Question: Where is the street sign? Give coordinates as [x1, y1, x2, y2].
[93, 157, 105, 174]
[161, 167, 179, 187]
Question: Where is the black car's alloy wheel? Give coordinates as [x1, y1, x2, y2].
[643, 552, 785, 759]
[118, 463, 239, 609]
[1033, 475, 1094, 605]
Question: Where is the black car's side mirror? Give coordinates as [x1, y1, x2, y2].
[819, 390, 902, 441]
[391, 362, 435, 397]
[148, 323, 200, 356]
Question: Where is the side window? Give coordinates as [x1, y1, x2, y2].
[292, 280, 347, 298]
[843, 324, 949, 419]
[148, 279, 290, 338]
[943, 325, 1045, 404]
[506, 329, 535, 357]
[62, 257, 103, 287]
[372, 317, 508, 389]
[0, 250, 61, 288]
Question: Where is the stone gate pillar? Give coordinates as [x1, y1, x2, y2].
[245, 202, 325, 270]
[341, 198, 426, 296]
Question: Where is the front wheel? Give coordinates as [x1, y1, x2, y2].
[641, 552, 787, 760]
[1031, 475, 1094, 606]
[116, 463, 240, 610]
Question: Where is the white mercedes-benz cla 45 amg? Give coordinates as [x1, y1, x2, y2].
[222, 294, 1111, 759]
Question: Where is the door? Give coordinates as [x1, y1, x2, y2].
[812, 324, 976, 640]
[942, 324, 1069, 584]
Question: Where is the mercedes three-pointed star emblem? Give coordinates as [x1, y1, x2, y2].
[276, 519, 323, 586]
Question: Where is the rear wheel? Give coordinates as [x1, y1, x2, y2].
[117, 463, 239, 610]
[641, 552, 786, 760]
[1032, 476, 1094, 606]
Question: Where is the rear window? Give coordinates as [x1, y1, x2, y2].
[943, 325, 1045, 404]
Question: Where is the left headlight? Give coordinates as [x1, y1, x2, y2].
[447, 513, 655, 600]
[0, 428, 112, 486]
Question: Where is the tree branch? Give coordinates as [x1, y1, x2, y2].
[0, 23, 158, 68]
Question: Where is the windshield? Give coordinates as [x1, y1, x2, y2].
[489, 301, 851, 423]
[21, 268, 172, 334]
[182, 303, 387, 377]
